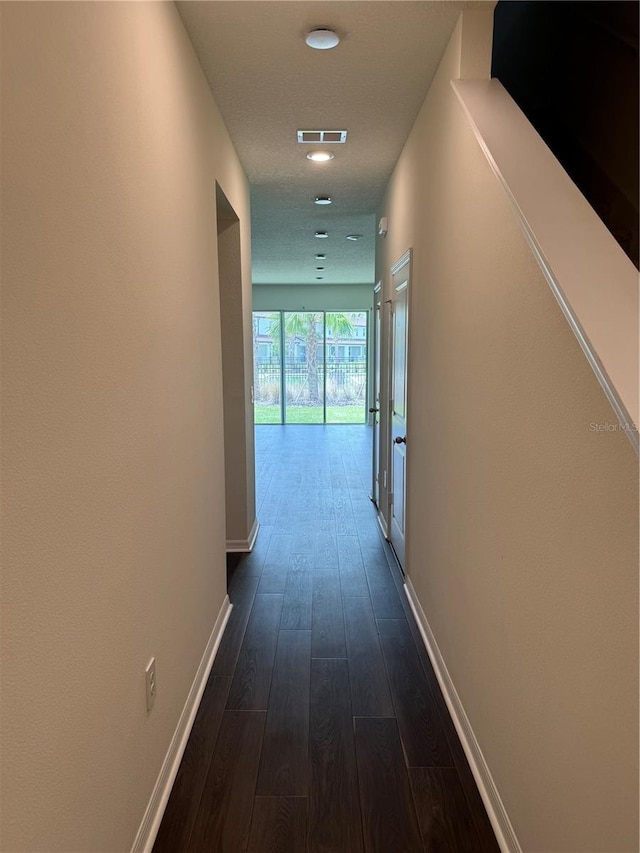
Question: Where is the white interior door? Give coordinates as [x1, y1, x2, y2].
[389, 252, 410, 569]
[371, 285, 382, 504]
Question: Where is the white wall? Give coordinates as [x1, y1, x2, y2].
[377, 10, 639, 852]
[253, 283, 373, 312]
[1, 4, 251, 850]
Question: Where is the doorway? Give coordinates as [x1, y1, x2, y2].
[388, 250, 411, 569]
[371, 283, 382, 504]
[216, 184, 257, 551]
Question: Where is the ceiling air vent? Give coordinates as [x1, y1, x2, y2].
[297, 130, 347, 144]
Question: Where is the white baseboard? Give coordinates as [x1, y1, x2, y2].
[403, 578, 522, 853]
[226, 517, 259, 553]
[376, 510, 389, 540]
[131, 594, 233, 853]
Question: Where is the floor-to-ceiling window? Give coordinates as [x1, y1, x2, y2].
[252, 311, 282, 423]
[282, 311, 324, 424]
[253, 310, 368, 424]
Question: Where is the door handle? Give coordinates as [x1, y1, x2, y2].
[394, 436, 406, 444]
[369, 407, 379, 413]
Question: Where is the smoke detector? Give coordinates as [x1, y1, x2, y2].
[305, 29, 340, 50]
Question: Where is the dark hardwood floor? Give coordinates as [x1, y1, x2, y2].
[154, 425, 500, 853]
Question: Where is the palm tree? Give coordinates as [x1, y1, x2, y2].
[277, 312, 355, 404]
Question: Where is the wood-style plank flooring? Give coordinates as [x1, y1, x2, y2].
[154, 425, 499, 853]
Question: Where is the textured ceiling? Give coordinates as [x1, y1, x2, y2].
[177, 1, 482, 285]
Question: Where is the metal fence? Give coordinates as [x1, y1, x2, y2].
[254, 360, 367, 405]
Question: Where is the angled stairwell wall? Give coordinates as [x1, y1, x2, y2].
[376, 9, 638, 852]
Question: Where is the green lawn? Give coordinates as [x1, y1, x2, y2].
[254, 404, 365, 424]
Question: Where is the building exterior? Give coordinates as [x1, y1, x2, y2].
[252, 311, 367, 365]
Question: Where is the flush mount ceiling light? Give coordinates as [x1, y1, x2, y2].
[305, 28, 340, 50]
[314, 196, 332, 205]
[346, 234, 363, 241]
[307, 151, 334, 162]
[315, 231, 328, 238]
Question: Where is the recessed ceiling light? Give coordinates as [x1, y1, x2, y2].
[305, 28, 340, 50]
[316, 276, 324, 280]
[315, 254, 326, 260]
[314, 196, 332, 205]
[346, 234, 363, 241]
[315, 231, 328, 238]
[316, 267, 325, 270]
[307, 151, 334, 162]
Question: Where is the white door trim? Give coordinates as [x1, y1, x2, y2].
[388, 249, 412, 569]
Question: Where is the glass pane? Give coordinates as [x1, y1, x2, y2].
[325, 311, 367, 424]
[284, 311, 324, 424]
[253, 311, 282, 424]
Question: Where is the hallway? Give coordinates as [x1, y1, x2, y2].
[153, 425, 499, 853]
